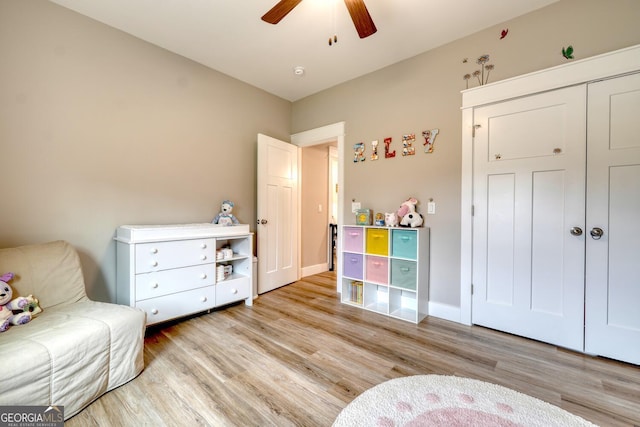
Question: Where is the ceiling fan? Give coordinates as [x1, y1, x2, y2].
[261, 0, 377, 39]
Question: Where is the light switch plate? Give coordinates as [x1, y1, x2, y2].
[351, 202, 361, 213]
[427, 202, 436, 214]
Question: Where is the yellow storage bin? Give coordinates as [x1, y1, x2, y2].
[366, 228, 389, 256]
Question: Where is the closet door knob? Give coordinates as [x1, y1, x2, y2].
[151, 309, 158, 315]
[570, 227, 583, 236]
[590, 227, 604, 240]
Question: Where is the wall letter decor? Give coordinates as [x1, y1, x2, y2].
[422, 128, 440, 153]
[402, 134, 416, 156]
[384, 137, 396, 158]
[353, 142, 365, 163]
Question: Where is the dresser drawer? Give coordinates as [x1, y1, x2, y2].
[135, 263, 215, 301]
[216, 277, 251, 307]
[343, 227, 364, 253]
[390, 259, 417, 290]
[135, 238, 214, 273]
[137, 286, 215, 325]
[366, 228, 389, 256]
[365, 255, 389, 285]
[391, 229, 418, 260]
[343, 252, 364, 279]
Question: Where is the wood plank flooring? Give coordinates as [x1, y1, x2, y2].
[67, 272, 640, 426]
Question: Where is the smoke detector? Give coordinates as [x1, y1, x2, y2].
[293, 66, 305, 77]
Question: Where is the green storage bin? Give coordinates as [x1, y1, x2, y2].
[390, 259, 417, 290]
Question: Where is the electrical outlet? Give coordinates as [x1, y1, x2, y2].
[351, 202, 361, 213]
[427, 202, 436, 214]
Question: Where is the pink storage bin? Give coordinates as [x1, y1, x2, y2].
[365, 255, 389, 285]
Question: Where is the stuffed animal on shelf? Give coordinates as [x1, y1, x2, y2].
[397, 197, 424, 228]
[212, 200, 240, 226]
[384, 212, 399, 227]
[0, 272, 42, 332]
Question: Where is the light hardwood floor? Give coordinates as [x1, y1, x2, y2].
[67, 271, 640, 426]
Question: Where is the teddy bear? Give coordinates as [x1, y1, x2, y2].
[397, 197, 424, 228]
[0, 272, 42, 332]
[212, 200, 240, 226]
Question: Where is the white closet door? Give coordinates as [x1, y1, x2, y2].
[585, 73, 640, 365]
[472, 86, 587, 351]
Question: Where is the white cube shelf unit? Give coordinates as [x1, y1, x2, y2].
[341, 225, 429, 323]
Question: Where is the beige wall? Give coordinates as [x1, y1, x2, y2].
[291, 0, 640, 308]
[0, 1, 291, 302]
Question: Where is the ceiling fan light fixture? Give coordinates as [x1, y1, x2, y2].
[293, 66, 306, 76]
[262, 0, 377, 40]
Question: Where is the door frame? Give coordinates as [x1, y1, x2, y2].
[291, 121, 345, 291]
[460, 45, 640, 326]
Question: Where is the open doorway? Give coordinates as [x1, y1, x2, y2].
[300, 142, 337, 277]
[328, 145, 338, 271]
[291, 122, 345, 291]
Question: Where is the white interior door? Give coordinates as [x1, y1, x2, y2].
[472, 86, 587, 351]
[585, 73, 640, 364]
[257, 133, 299, 294]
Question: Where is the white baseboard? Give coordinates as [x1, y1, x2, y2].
[428, 302, 462, 324]
[301, 263, 328, 278]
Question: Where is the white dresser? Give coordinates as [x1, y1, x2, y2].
[115, 223, 253, 326]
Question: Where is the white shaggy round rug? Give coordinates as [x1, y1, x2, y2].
[333, 375, 597, 427]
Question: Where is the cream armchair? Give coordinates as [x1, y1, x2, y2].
[0, 240, 145, 419]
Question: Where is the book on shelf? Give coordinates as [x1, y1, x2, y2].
[350, 281, 363, 305]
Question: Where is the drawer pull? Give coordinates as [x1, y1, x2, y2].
[200, 296, 208, 302]
[151, 261, 158, 267]
[151, 308, 159, 315]
[200, 273, 207, 279]
[150, 248, 158, 254]
[200, 255, 207, 261]
[372, 262, 382, 266]
[350, 258, 358, 263]
[231, 288, 238, 294]
[151, 282, 159, 289]
[201, 243, 207, 249]
[401, 236, 410, 241]
[349, 232, 359, 237]
[401, 267, 410, 272]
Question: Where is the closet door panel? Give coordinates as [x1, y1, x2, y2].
[585, 73, 640, 365]
[472, 85, 587, 351]
[530, 170, 566, 315]
[608, 166, 640, 327]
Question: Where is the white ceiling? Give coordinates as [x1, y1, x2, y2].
[49, 0, 559, 101]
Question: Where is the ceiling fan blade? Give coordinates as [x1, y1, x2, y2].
[261, 0, 304, 24]
[344, 0, 377, 38]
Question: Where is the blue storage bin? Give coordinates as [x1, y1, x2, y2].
[391, 229, 418, 259]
